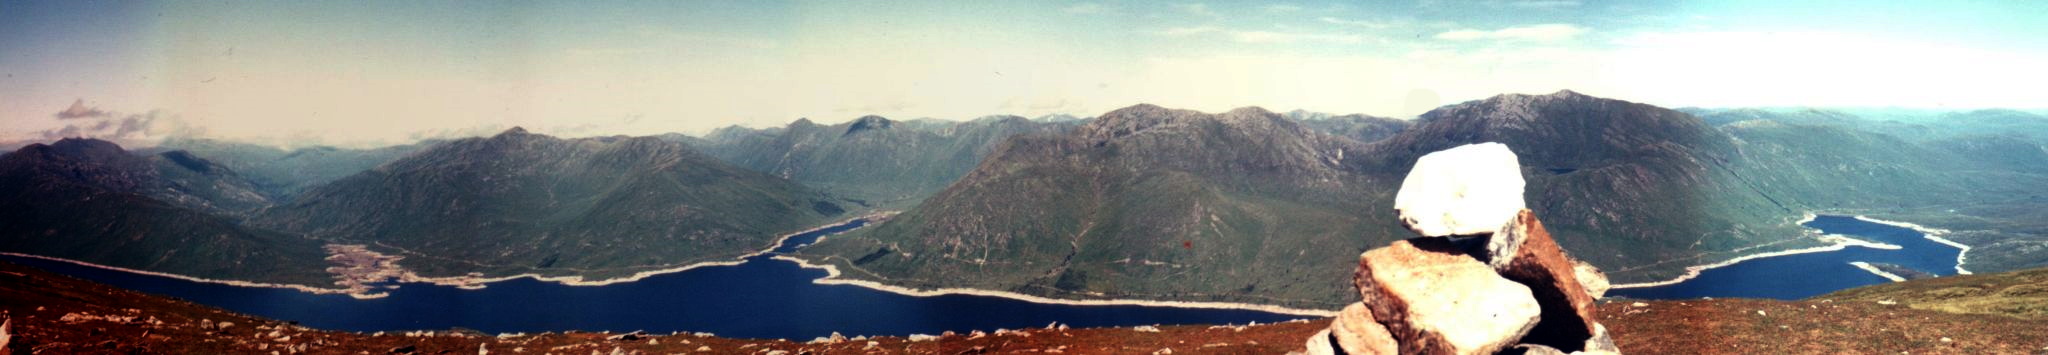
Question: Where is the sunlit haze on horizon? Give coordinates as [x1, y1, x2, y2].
[3, 0, 2044, 148]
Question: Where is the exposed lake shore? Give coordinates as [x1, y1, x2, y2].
[1610, 212, 1923, 289]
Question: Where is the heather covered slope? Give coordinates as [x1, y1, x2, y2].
[254, 128, 846, 279]
[0, 139, 330, 285]
[9, 257, 2048, 354]
[0, 259, 1327, 354]
[1606, 265, 2048, 353]
[682, 115, 1080, 207]
[1822, 266, 2048, 319]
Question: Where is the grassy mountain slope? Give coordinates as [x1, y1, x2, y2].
[0, 139, 329, 285]
[801, 91, 2048, 309]
[801, 105, 1402, 309]
[147, 138, 432, 199]
[254, 128, 845, 279]
[681, 115, 1080, 207]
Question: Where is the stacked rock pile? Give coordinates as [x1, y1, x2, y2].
[1303, 143, 1619, 355]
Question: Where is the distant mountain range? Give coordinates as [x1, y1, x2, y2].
[143, 138, 435, 199]
[3, 93, 2044, 308]
[799, 105, 1394, 307]
[0, 138, 330, 285]
[253, 128, 846, 279]
[796, 91, 2048, 309]
[675, 115, 1084, 207]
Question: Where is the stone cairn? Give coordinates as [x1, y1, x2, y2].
[1302, 143, 1619, 355]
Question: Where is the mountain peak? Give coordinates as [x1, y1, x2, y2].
[845, 115, 894, 136]
[1224, 106, 1276, 118]
[1083, 104, 1206, 144]
[498, 126, 530, 136]
[47, 138, 131, 161]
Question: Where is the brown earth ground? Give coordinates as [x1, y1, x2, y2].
[6, 260, 2048, 354]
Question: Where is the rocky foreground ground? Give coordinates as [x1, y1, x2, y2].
[8, 259, 2048, 354]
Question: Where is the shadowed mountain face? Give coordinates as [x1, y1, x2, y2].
[255, 128, 846, 279]
[0, 138, 331, 285]
[6, 138, 274, 216]
[802, 91, 2048, 309]
[146, 138, 433, 199]
[681, 115, 1082, 207]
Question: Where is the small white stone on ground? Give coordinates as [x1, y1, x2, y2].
[1393, 142, 1527, 237]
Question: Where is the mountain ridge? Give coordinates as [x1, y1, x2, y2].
[799, 91, 2048, 309]
[254, 128, 844, 279]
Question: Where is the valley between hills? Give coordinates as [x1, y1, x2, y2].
[4, 91, 2048, 311]
[7, 256, 2048, 353]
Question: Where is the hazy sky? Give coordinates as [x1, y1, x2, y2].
[3, 0, 2045, 148]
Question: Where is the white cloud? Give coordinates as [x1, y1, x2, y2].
[634, 27, 780, 50]
[1156, 26, 1363, 44]
[1321, 17, 1395, 29]
[1232, 31, 1365, 44]
[1118, 51, 1606, 118]
[1435, 24, 1588, 42]
[55, 99, 110, 119]
[1500, 0, 1580, 8]
[1604, 31, 2048, 109]
[30, 104, 205, 148]
[1155, 26, 1220, 36]
[1173, 3, 1220, 18]
[1062, 3, 1109, 14]
[1262, 4, 1303, 13]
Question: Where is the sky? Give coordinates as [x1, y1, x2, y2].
[2, 0, 2045, 148]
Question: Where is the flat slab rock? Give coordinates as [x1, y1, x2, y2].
[1303, 329, 1337, 355]
[1330, 302, 1398, 354]
[1488, 209, 1602, 350]
[1354, 237, 1541, 355]
[1393, 142, 1527, 237]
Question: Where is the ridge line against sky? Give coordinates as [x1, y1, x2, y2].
[3, 0, 2045, 148]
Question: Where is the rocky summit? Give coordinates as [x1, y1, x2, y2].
[1303, 144, 1619, 355]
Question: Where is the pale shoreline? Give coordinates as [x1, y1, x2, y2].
[769, 255, 1336, 318]
[1611, 212, 1971, 289]
[3, 209, 1333, 319]
[1847, 261, 1907, 282]
[0, 213, 888, 299]
[1851, 215, 1973, 275]
[0, 252, 372, 298]
[359, 212, 897, 293]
